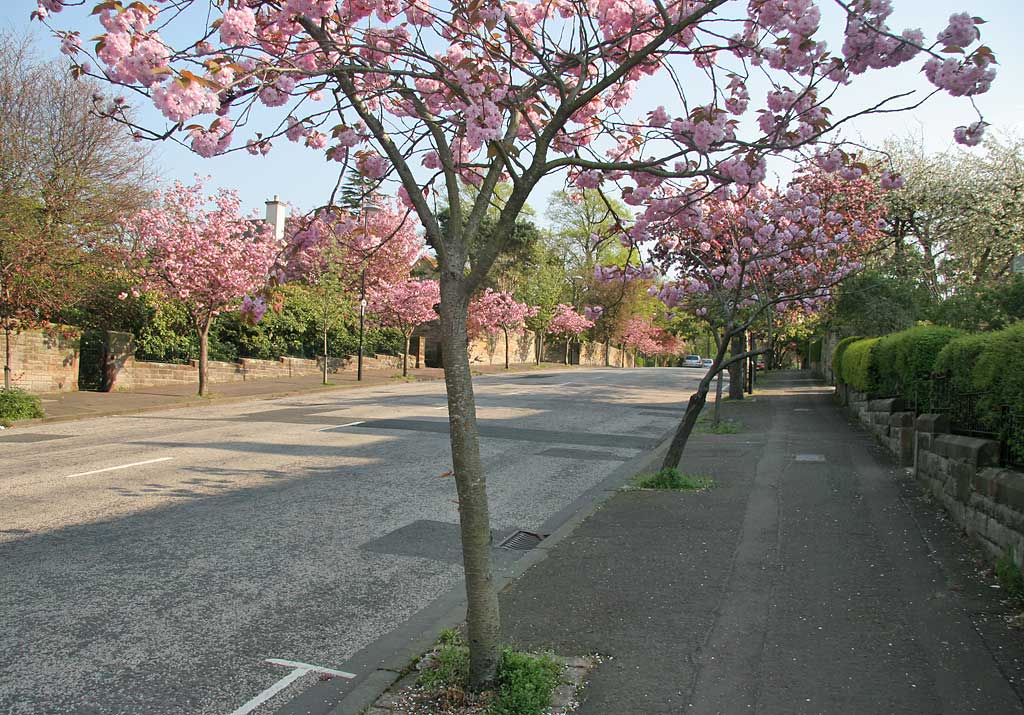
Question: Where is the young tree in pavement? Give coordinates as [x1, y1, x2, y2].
[126, 181, 280, 397]
[647, 169, 885, 469]
[547, 304, 595, 365]
[45, 0, 997, 686]
[368, 279, 440, 376]
[468, 289, 536, 369]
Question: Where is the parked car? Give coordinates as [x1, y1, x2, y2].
[684, 354, 702, 367]
[701, 358, 714, 369]
[755, 357, 766, 370]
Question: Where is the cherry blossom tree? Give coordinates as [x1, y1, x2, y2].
[622, 317, 664, 362]
[547, 304, 595, 364]
[40, 0, 998, 685]
[646, 168, 885, 468]
[126, 181, 280, 396]
[368, 278, 440, 376]
[468, 289, 536, 369]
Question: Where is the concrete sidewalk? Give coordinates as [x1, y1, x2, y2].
[497, 370, 1024, 713]
[12, 361, 575, 426]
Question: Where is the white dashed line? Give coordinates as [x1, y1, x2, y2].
[64, 457, 173, 479]
[318, 421, 365, 431]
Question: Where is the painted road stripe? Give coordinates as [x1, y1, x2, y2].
[265, 658, 355, 678]
[64, 457, 173, 479]
[318, 421, 365, 432]
[228, 659, 355, 715]
[227, 668, 306, 715]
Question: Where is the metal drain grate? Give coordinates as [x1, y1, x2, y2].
[498, 530, 546, 551]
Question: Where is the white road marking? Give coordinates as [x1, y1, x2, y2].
[64, 457, 173, 479]
[317, 421, 365, 432]
[228, 659, 355, 715]
[432, 405, 447, 410]
[264, 658, 355, 678]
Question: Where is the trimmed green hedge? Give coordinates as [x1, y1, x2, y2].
[872, 326, 964, 409]
[931, 324, 1024, 461]
[832, 335, 862, 385]
[840, 337, 879, 393]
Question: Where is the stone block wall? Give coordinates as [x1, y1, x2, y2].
[5, 328, 81, 393]
[843, 392, 1024, 568]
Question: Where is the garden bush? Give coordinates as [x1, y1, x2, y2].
[839, 337, 879, 393]
[871, 326, 963, 409]
[972, 323, 1024, 458]
[0, 388, 44, 426]
[933, 331, 998, 396]
[832, 335, 862, 384]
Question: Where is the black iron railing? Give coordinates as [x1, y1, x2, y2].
[928, 375, 1023, 468]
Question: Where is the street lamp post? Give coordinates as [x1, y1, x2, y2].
[357, 266, 366, 382]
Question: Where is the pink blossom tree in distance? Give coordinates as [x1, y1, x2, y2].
[126, 180, 279, 396]
[368, 278, 440, 376]
[547, 304, 595, 365]
[468, 289, 536, 369]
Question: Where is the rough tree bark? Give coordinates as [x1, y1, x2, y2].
[503, 327, 509, 369]
[197, 318, 211, 397]
[437, 276, 500, 685]
[322, 322, 329, 385]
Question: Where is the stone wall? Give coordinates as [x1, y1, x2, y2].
[843, 391, 1024, 568]
[4, 328, 81, 393]
[106, 353, 406, 391]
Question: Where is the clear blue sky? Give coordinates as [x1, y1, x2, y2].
[3, 1, 1021, 221]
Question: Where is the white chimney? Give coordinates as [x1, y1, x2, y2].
[265, 195, 287, 240]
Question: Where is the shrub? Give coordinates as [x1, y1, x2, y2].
[489, 649, 563, 715]
[832, 335, 862, 384]
[872, 326, 964, 409]
[933, 332, 998, 396]
[972, 323, 1024, 458]
[839, 337, 879, 393]
[0, 388, 44, 426]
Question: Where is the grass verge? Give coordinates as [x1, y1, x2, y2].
[633, 467, 714, 491]
[0, 388, 44, 427]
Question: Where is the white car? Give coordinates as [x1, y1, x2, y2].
[701, 358, 714, 369]
[684, 354, 702, 367]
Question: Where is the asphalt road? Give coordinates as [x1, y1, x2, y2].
[0, 367, 705, 715]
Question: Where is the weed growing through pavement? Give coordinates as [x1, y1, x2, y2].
[996, 549, 1024, 598]
[411, 629, 564, 715]
[633, 468, 714, 491]
[697, 418, 742, 434]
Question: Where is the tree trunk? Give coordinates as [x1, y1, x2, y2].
[437, 280, 500, 688]
[503, 328, 509, 369]
[728, 332, 745, 400]
[564, 337, 570, 365]
[662, 371, 716, 470]
[3, 327, 11, 391]
[197, 319, 211, 397]
[604, 337, 610, 366]
[403, 333, 411, 377]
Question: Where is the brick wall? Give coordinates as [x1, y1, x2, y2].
[5, 328, 81, 393]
